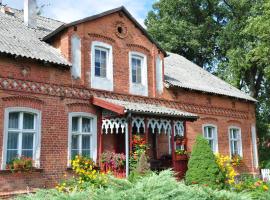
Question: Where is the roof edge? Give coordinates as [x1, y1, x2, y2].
[166, 81, 257, 103]
[92, 96, 126, 114]
[42, 6, 167, 56]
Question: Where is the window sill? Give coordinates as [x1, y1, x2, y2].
[0, 168, 44, 174]
[66, 167, 73, 171]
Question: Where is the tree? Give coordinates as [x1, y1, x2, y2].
[185, 135, 224, 189]
[217, 0, 270, 167]
[146, 0, 270, 167]
[145, 0, 225, 69]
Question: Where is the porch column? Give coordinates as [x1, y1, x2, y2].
[98, 112, 103, 166]
[171, 120, 175, 169]
[125, 122, 129, 177]
[184, 121, 187, 150]
[129, 120, 133, 155]
[144, 118, 148, 155]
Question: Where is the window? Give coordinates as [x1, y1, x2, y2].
[203, 125, 218, 152]
[71, 35, 81, 78]
[229, 127, 242, 157]
[94, 47, 108, 78]
[2, 108, 41, 169]
[155, 57, 163, 94]
[68, 113, 97, 165]
[129, 52, 148, 96]
[131, 55, 142, 84]
[91, 41, 113, 91]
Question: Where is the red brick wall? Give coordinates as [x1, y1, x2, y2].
[163, 88, 257, 174]
[0, 10, 258, 193]
[50, 12, 164, 97]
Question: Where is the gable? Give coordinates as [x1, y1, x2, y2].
[43, 6, 166, 56]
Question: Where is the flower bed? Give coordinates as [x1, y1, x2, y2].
[101, 152, 126, 178]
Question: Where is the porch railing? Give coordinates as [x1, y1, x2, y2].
[261, 169, 270, 181]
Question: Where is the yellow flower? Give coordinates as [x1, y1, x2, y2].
[263, 185, 269, 191]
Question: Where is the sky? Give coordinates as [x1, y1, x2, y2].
[2, 0, 156, 26]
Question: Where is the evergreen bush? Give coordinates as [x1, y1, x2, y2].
[185, 135, 225, 189]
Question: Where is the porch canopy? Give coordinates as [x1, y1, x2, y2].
[92, 96, 198, 176]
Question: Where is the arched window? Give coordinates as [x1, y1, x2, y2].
[202, 124, 218, 153]
[2, 107, 41, 169]
[71, 35, 81, 79]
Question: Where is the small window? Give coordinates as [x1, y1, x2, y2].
[131, 55, 142, 84]
[229, 127, 242, 157]
[203, 125, 218, 152]
[3, 108, 41, 169]
[71, 116, 92, 159]
[71, 35, 81, 78]
[94, 47, 108, 78]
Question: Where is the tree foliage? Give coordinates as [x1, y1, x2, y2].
[145, 0, 225, 69]
[146, 0, 270, 167]
[185, 135, 224, 189]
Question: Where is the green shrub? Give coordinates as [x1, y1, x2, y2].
[185, 135, 225, 189]
[16, 170, 252, 200]
[15, 189, 92, 200]
[94, 170, 250, 200]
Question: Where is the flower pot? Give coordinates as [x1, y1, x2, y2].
[175, 154, 188, 161]
[181, 138, 187, 145]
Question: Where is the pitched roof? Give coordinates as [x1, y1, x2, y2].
[42, 6, 167, 56]
[94, 97, 198, 119]
[0, 8, 70, 67]
[164, 52, 256, 102]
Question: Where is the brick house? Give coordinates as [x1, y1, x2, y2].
[0, 1, 258, 194]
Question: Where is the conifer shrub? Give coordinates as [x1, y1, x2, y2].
[185, 135, 225, 189]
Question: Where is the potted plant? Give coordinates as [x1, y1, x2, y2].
[101, 151, 126, 176]
[231, 154, 242, 167]
[6, 156, 33, 172]
[174, 135, 184, 145]
[175, 149, 188, 160]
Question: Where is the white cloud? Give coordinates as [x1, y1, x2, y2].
[3, 0, 153, 26]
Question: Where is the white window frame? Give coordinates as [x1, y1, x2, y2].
[228, 126, 243, 157]
[251, 125, 259, 168]
[2, 107, 42, 169]
[68, 112, 97, 166]
[202, 124, 218, 153]
[91, 41, 113, 91]
[71, 35, 81, 79]
[131, 54, 143, 84]
[155, 56, 163, 94]
[129, 51, 148, 96]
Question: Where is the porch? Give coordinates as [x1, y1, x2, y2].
[93, 97, 198, 177]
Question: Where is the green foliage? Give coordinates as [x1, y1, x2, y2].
[16, 170, 252, 200]
[145, 0, 224, 69]
[15, 189, 93, 200]
[234, 174, 270, 198]
[146, 0, 270, 168]
[56, 156, 108, 192]
[185, 135, 225, 189]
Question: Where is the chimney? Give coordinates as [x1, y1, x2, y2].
[24, 0, 37, 28]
